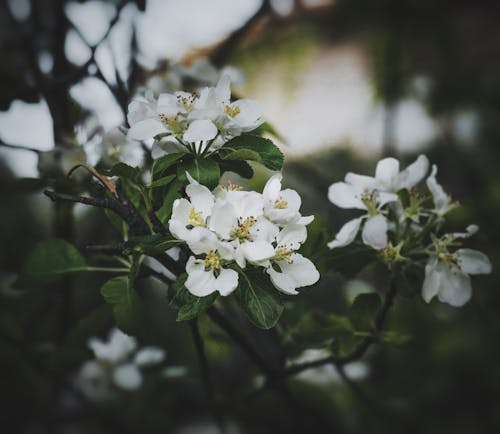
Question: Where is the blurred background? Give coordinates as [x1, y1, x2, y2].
[1, 0, 499, 433]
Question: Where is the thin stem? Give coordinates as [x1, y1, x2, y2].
[0, 139, 41, 154]
[189, 319, 225, 434]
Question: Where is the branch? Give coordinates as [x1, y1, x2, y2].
[0, 139, 41, 154]
[284, 277, 398, 376]
[189, 319, 225, 433]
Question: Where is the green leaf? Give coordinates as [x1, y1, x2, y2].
[100, 276, 144, 335]
[156, 179, 184, 223]
[379, 331, 412, 346]
[218, 159, 254, 179]
[177, 158, 221, 189]
[219, 135, 284, 171]
[104, 209, 128, 236]
[252, 121, 285, 142]
[394, 267, 424, 298]
[152, 152, 186, 179]
[236, 268, 284, 329]
[349, 293, 381, 332]
[124, 234, 183, 255]
[107, 162, 141, 181]
[167, 274, 217, 321]
[327, 243, 376, 277]
[17, 239, 87, 286]
[150, 174, 176, 188]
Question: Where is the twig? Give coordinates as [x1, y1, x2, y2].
[0, 139, 41, 154]
[189, 319, 225, 434]
[284, 277, 398, 376]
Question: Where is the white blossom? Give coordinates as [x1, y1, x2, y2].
[426, 164, 456, 216]
[422, 248, 491, 306]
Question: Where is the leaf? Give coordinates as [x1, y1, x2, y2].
[150, 174, 176, 188]
[394, 267, 424, 298]
[124, 234, 183, 255]
[349, 293, 381, 332]
[218, 159, 254, 179]
[156, 179, 184, 223]
[177, 158, 221, 190]
[167, 274, 217, 321]
[100, 276, 144, 335]
[326, 243, 376, 277]
[379, 331, 412, 346]
[17, 239, 87, 287]
[252, 121, 285, 142]
[104, 209, 128, 236]
[236, 268, 284, 329]
[152, 152, 186, 179]
[107, 162, 142, 182]
[219, 135, 284, 171]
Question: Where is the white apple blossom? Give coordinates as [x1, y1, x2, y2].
[422, 248, 491, 306]
[75, 328, 165, 401]
[95, 127, 144, 167]
[426, 164, 456, 216]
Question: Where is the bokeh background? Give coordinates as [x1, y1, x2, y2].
[1, 0, 499, 433]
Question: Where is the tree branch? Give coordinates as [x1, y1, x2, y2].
[0, 139, 41, 154]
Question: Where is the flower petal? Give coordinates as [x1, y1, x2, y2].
[456, 249, 492, 275]
[361, 214, 388, 250]
[183, 119, 217, 143]
[262, 174, 282, 202]
[437, 266, 472, 307]
[215, 268, 239, 296]
[395, 154, 429, 190]
[240, 240, 275, 263]
[268, 254, 320, 295]
[134, 347, 166, 367]
[128, 118, 166, 140]
[422, 258, 441, 303]
[113, 363, 143, 390]
[327, 217, 363, 249]
[185, 258, 217, 297]
[344, 173, 376, 190]
[328, 182, 366, 210]
[375, 158, 400, 189]
[426, 165, 451, 213]
[276, 224, 307, 250]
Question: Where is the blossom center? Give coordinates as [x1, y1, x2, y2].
[188, 208, 206, 227]
[231, 217, 256, 241]
[275, 246, 294, 263]
[220, 181, 242, 191]
[361, 190, 379, 216]
[177, 94, 197, 111]
[274, 198, 288, 209]
[159, 114, 183, 134]
[225, 105, 240, 117]
[204, 250, 221, 270]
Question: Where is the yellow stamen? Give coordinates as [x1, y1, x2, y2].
[204, 250, 221, 270]
[231, 217, 256, 241]
[220, 181, 242, 191]
[361, 190, 379, 216]
[188, 208, 206, 227]
[275, 246, 294, 263]
[159, 114, 183, 134]
[225, 105, 241, 117]
[274, 198, 288, 209]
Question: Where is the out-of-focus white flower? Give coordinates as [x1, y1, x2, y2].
[96, 127, 144, 167]
[426, 165, 456, 216]
[38, 145, 87, 176]
[422, 248, 491, 306]
[75, 328, 165, 401]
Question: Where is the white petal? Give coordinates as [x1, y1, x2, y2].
[276, 224, 307, 250]
[426, 165, 451, 212]
[113, 363, 143, 390]
[240, 240, 275, 263]
[395, 154, 429, 190]
[233, 99, 263, 131]
[328, 182, 366, 210]
[127, 99, 156, 126]
[456, 249, 492, 275]
[183, 119, 217, 143]
[328, 217, 363, 249]
[375, 158, 400, 189]
[185, 227, 219, 255]
[134, 347, 166, 367]
[250, 217, 279, 243]
[186, 179, 214, 219]
[344, 173, 377, 190]
[262, 174, 282, 202]
[422, 258, 441, 303]
[268, 254, 320, 295]
[438, 266, 472, 307]
[215, 74, 231, 104]
[209, 201, 238, 239]
[297, 215, 314, 225]
[185, 258, 217, 297]
[128, 118, 166, 140]
[157, 93, 182, 116]
[362, 215, 388, 250]
[377, 191, 399, 208]
[215, 268, 239, 296]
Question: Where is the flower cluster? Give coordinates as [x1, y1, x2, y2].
[75, 328, 165, 401]
[169, 174, 320, 297]
[127, 74, 263, 157]
[327, 155, 491, 307]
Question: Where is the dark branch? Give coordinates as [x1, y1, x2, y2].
[284, 277, 398, 376]
[189, 319, 225, 433]
[0, 139, 41, 154]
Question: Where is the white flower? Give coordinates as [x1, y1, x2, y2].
[261, 224, 320, 295]
[327, 170, 398, 250]
[184, 236, 238, 297]
[426, 164, 455, 216]
[262, 174, 314, 226]
[77, 328, 166, 401]
[422, 248, 491, 306]
[97, 127, 143, 167]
